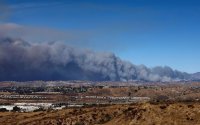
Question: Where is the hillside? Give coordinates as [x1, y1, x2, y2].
[1, 102, 200, 125]
[192, 72, 200, 80]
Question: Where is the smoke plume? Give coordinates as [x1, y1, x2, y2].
[0, 37, 190, 82]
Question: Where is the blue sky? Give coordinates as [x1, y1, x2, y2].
[1, 0, 200, 73]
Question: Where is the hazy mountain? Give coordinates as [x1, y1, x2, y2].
[191, 72, 200, 80]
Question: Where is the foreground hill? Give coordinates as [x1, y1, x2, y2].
[0, 102, 200, 125]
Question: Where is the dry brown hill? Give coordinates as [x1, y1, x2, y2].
[0, 102, 200, 125]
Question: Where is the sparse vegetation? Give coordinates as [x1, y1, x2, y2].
[0, 102, 200, 125]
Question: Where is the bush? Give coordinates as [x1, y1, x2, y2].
[187, 104, 194, 108]
[12, 106, 21, 112]
[104, 114, 111, 122]
[98, 114, 112, 124]
[0, 108, 8, 112]
[160, 105, 167, 109]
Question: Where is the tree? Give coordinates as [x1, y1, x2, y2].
[12, 106, 21, 112]
[0, 108, 8, 112]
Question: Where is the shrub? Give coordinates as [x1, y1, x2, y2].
[187, 104, 194, 108]
[159, 105, 167, 109]
[0, 108, 8, 112]
[12, 106, 21, 112]
[98, 113, 112, 124]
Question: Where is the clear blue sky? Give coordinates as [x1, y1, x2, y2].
[1, 0, 200, 73]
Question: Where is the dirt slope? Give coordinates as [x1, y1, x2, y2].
[1, 103, 200, 125]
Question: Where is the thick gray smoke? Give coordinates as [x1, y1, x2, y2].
[0, 37, 190, 82]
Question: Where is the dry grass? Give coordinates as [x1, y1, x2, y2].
[0, 102, 200, 125]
